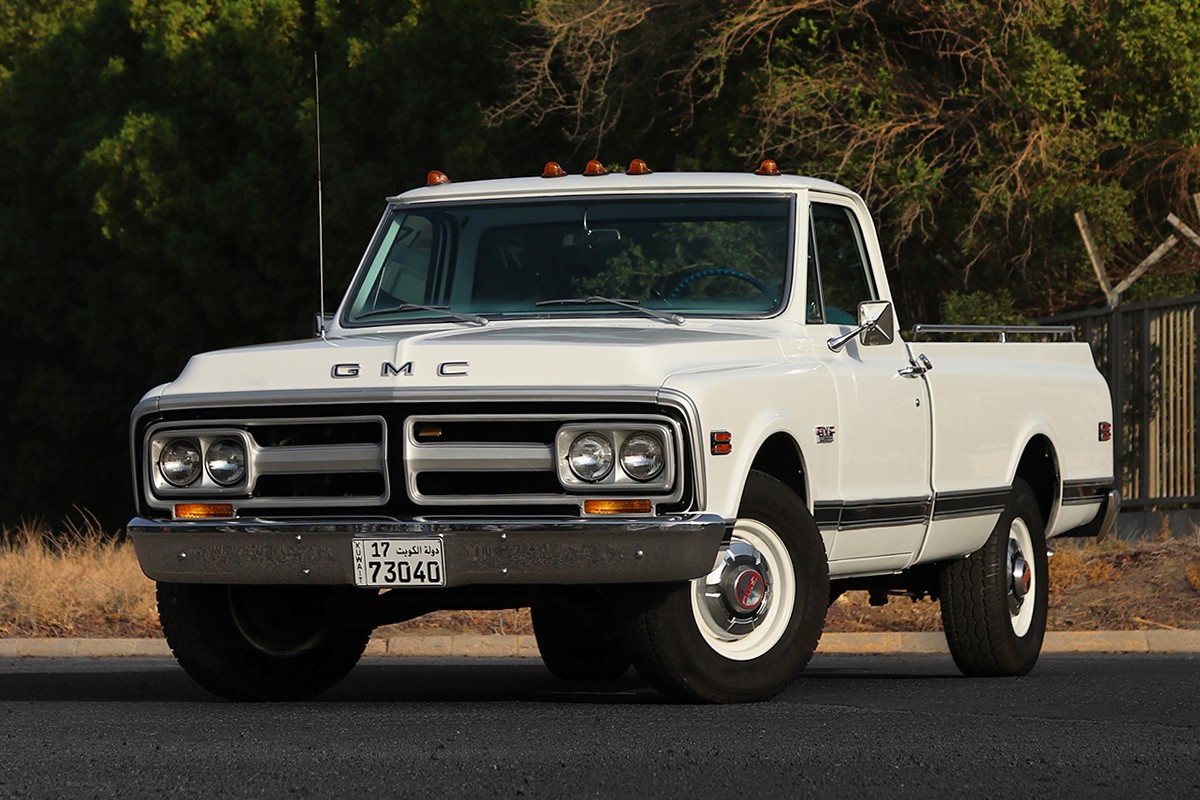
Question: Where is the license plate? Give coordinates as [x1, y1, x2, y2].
[352, 538, 445, 587]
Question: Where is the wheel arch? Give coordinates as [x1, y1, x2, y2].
[748, 432, 809, 506]
[1014, 434, 1059, 528]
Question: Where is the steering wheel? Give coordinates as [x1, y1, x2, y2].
[665, 267, 777, 304]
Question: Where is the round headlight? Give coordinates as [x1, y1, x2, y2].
[620, 433, 665, 481]
[159, 439, 202, 487]
[205, 438, 247, 486]
[568, 433, 614, 482]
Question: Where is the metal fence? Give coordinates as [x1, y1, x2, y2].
[1047, 295, 1200, 509]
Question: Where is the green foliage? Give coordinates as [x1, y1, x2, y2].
[4, 0, 1200, 526]
[503, 0, 1200, 321]
[941, 290, 1032, 326]
[0, 0, 549, 527]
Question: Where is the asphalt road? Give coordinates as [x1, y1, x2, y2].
[1, 654, 1196, 798]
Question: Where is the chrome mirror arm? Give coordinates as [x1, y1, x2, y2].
[827, 319, 877, 352]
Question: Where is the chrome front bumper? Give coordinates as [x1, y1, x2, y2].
[127, 514, 727, 587]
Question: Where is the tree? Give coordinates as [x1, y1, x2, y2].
[494, 0, 1200, 320]
[0, 0, 548, 528]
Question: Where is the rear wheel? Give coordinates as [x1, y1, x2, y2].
[939, 479, 1048, 676]
[157, 583, 371, 701]
[620, 471, 828, 703]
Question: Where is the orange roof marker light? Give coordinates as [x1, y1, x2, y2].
[426, 170, 451, 186]
[627, 158, 653, 175]
[755, 159, 782, 176]
[583, 159, 608, 176]
[541, 161, 568, 178]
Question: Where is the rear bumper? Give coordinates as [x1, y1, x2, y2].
[127, 514, 727, 587]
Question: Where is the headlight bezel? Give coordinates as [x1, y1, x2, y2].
[555, 422, 676, 492]
[148, 428, 254, 496]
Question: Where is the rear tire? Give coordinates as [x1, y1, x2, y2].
[532, 594, 631, 680]
[620, 470, 828, 703]
[939, 479, 1048, 676]
[157, 583, 371, 701]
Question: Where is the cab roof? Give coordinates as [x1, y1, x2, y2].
[389, 168, 860, 206]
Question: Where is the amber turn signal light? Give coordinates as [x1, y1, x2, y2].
[583, 499, 653, 515]
[174, 503, 235, 519]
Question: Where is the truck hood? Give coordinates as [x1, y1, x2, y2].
[157, 322, 788, 401]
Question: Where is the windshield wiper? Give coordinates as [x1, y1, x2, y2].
[355, 302, 488, 326]
[535, 296, 684, 325]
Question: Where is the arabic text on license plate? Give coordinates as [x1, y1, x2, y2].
[352, 538, 445, 587]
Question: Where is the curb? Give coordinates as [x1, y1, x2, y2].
[2, 630, 1199, 658]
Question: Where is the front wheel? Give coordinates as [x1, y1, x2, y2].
[939, 478, 1049, 676]
[157, 583, 372, 701]
[620, 471, 828, 703]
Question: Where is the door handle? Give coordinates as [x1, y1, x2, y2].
[899, 353, 933, 378]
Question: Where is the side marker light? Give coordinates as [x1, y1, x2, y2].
[541, 161, 567, 178]
[627, 159, 652, 175]
[426, 170, 451, 186]
[755, 159, 782, 176]
[583, 159, 608, 176]
[711, 431, 733, 456]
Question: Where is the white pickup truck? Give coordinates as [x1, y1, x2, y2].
[128, 161, 1118, 703]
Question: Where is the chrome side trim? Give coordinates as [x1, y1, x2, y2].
[813, 497, 934, 531]
[1057, 490, 1121, 538]
[1061, 478, 1114, 506]
[127, 513, 727, 587]
[932, 487, 1010, 520]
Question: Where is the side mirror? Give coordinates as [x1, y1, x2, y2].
[827, 300, 895, 352]
[858, 300, 895, 346]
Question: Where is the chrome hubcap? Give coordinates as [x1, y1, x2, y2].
[702, 540, 772, 637]
[1007, 539, 1029, 617]
[691, 518, 796, 661]
[1006, 518, 1037, 637]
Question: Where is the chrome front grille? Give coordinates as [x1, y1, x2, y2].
[403, 414, 685, 508]
[143, 416, 389, 510]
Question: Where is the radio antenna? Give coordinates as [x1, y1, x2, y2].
[314, 51, 327, 339]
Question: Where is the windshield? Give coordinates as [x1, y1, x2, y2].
[342, 196, 793, 324]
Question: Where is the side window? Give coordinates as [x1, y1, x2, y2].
[809, 202, 876, 324]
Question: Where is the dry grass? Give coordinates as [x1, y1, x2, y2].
[0, 515, 159, 637]
[1186, 562, 1200, 595]
[2, 516, 1197, 638]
